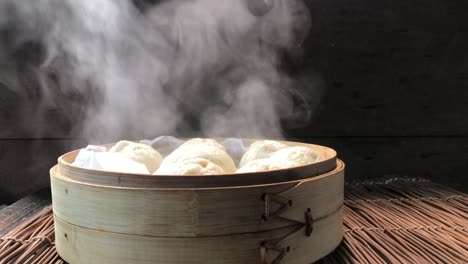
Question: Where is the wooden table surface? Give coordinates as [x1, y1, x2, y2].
[0, 188, 51, 237]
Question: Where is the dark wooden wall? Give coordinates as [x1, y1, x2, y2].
[1, 0, 467, 203]
[291, 0, 468, 191]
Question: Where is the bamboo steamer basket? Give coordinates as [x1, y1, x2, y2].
[50, 140, 345, 264]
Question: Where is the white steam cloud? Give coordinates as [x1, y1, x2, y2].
[0, 0, 315, 142]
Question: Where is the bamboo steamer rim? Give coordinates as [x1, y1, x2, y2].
[51, 160, 344, 192]
[57, 139, 337, 189]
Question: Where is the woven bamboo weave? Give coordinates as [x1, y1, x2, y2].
[1, 178, 467, 264]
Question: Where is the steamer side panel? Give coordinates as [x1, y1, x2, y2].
[50, 140, 344, 264]
[50, 161, 343, 238]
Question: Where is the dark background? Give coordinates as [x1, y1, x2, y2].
[1, 0, 467, 204]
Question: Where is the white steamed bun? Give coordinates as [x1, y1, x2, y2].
[270, 146, 319, 166]
[155, 158, 225, 175]
[237, 146, 319, 173]
[239, 140, 288, 167]
[156, 138, 236, 174]
[236, 159, 297, 173]
[178, 138, 226, 150]
[109, 140, 163, 174]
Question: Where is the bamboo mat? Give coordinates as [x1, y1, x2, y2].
[0, 178, 467, 264]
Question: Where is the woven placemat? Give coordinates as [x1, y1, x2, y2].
[1, 178, 467, 263]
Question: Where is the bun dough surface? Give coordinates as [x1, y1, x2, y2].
[157, 138, 236, 174]
[178, 138, 226, 150]
[155, 158, 225, 175]
[239, 140, 288, 167]
[237, 146, 318, 173]
[236, 159, 297, 173]
[270, 146, 318, 166]
[109, 140, 163, 173]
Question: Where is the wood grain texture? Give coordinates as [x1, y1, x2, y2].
[51, 160, 344, 237]
[55, 208, 342, 264]
[0, 139, 83, 204]
[57, 141, 337, 188]
[286, 0, 468, 137]
[299, 137, 468, 192]
[1, 0, 468, 203]
[1, 136, 467, 205]
[2, 178, 465, 264]
[292, 32, 468, 136]
[0, 1, 466, 139]
[51, 161, 344, 264]
[0, 86, 73, 139]
[0, 188, 50, 236]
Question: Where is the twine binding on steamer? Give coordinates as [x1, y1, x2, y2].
[260, 191, 314, 264]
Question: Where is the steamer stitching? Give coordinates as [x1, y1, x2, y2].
[259, 190, 314, 264]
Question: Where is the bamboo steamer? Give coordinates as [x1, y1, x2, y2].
[50, 140, 345, 264]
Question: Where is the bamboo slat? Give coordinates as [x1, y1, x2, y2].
[57, 141, 337, 188]
[50, 161, 344, 237]
[50, 140, 344, 263]
[0, 178, 467, 263]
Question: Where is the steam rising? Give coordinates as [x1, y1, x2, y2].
[0, 0, 313, 142]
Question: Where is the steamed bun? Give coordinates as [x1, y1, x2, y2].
[237, 146, 319, 173]
[156, 138, 237, 174]
[239, 140, 288, 167]
[109, 140, 163, 173]
[270, 146, 319, 166]
[236, 159, 297, 173]
[155, 158, 225, 175]
[178, 138, 225, 150]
